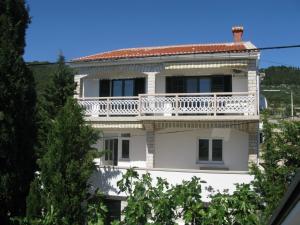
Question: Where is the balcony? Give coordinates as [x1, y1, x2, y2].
[77, 92, 258, 120]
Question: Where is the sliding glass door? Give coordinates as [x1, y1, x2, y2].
[166, 75, 231, 94]
[99, 78, 145, 97]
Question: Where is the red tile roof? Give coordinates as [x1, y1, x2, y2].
[73, 42, 252, 62]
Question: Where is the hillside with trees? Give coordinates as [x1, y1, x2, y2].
[261, 66, 300, 117]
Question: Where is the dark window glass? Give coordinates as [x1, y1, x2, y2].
[134, 78, 145, 95]
[113, 139, 118, 166]
[122, 140, 130, 159]
[166, 77, 185, 93]
[224, 75, 232, 92]
[199, 139, 209, 161]
[112, 80, 122, 96]
[104, 140, 109, 160]
[211, 75, 232, 92]
[211, 76, 224, 92]
[186, 78, 198, 93]
[212, 139, 222, 161]
[199, 78, 211, 93]
[99, 79, 110, 97]
[124, 80, 134, 96]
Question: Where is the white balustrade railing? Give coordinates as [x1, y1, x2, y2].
[77, 92, 257, 117]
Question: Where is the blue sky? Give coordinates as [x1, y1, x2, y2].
[25, 0, 300, 68]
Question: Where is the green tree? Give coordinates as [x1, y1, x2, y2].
[117, 169, 206, 225]
[26, 54, 76, 219]
[205, 184, 261, 225]
[251, 116, 300, 222]
[37, 99, 99, 225]
[36, 54, 75, 157]
[0, 0, 37, 224]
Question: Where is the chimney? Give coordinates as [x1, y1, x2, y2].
[232, 26, 243, 42]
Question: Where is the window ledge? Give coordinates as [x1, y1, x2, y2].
[119, 158, 130, 161]
[196, 161, 228, 170]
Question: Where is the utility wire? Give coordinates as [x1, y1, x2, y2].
[26, 44, 300, 67]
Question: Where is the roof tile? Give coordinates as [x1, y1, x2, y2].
[73, 43, 250, 62]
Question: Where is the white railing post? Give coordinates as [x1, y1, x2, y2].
[138, 95, 142, 116]
[214, 93, 217, 116]
[175, 94, 179, 116]
[106, 97, 110, 117]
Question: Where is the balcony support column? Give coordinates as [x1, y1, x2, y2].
[144, 72, 158, 94]
[144, 122, 155, 168]
[248, 122, 259, 166]
[248, 70, 258, 114]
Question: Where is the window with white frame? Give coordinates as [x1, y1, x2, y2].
[120, 133, 130, 159]
[198, 139, 223, 162]
[103, 134, 130, 165]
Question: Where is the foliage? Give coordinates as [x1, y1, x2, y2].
[26, 173, 43, 219]
[115, 169, 263, 225]
[36, 54, 75, 157]
[26, 54, 76, 218]
[260, 66, 300, 111]
[205, 184, 261, 225]
[117, 169, 153, 224]
[172, 177, 205, 224]
[27, 62, 57, 96]
[0, 0, 37, 224]
[261, 66, 300, 86]
[251, 115, 300, 222]
[87, 190, 108, 225]
[36, 99, 99, 225]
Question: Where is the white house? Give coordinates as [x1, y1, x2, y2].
[70, 26, 260, 222]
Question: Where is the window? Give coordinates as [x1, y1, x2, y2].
[112, 80, 123, 96]
[104, 139, 118, 166]
[121, 140, 130, 159]
[99, 78, 145, 97]
[166, 75, 231, 93]
[198, 139, 209, 161]
[199, 78, 211, 93]
[198, 139, 223, 162]
[103, 134, 130, 164]
[120, 133, 130, 159]
[212, 139, 222, 161]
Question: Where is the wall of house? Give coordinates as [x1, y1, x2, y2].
[79, 70, 250, 98]
[155, 75, 165, 93]
[155, 128, 249, 171]
[232, 75, 248, 92]
[83, 78, 99, 97]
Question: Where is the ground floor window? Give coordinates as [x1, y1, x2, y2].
[104, 134, 131, 165]
[198, 139, 223, 162]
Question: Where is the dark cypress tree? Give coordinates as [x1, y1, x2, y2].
[26, 54, 76, 219]
[39, 99, 99, 224]
[0, 0, 36, 224]
[35, 53, 76, 158]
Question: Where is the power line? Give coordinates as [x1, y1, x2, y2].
[260, 59, 300, 68]
[26, 44, 300, 67]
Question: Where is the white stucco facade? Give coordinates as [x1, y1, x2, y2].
[71, 39, 261, 209]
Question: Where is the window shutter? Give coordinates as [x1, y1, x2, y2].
[134, 78, 145, 95]
[224, 75, 232, 92]
[211, 76, 224, 92]
[99, 79, 110, 97]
